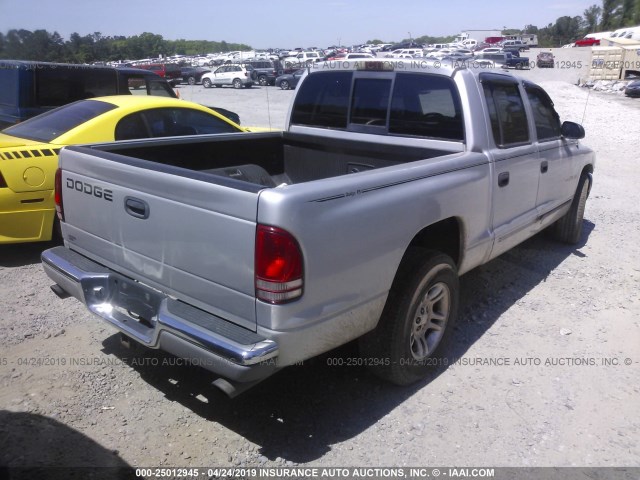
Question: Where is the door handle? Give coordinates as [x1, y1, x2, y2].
[498, 172, 510, 187]
[541, 161, 549, 173]
[124, 197, 150, 219]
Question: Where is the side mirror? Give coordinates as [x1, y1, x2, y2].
[561, 121, 585, 139]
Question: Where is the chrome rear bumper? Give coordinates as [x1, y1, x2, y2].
[41, 246, 279, 383]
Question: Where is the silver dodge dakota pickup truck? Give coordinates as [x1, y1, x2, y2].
[42, 60, 595, 396]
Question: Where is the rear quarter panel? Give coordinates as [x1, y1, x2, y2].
[255, 151, 493, 363]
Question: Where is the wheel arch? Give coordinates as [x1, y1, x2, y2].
[403, 217, 464, 270]
[581, 163, 594, 195]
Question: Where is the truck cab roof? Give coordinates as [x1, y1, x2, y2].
[307, 58, 519, 81]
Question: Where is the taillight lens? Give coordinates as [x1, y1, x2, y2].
[255, 225, 303, 304]
[54, 168, 64, 221]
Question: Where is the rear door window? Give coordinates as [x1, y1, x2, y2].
[481, 77, 530, 147]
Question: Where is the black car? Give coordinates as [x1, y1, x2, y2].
[180, 67, 211, 85]
[275, 69, 305, 90]
[625, 80, 640, 97]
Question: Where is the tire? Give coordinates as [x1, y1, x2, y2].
[359, 249, 459, 386]
[187, 76, 196, 85]
[549, 172, 591, 244]
[232, 78, 243, 89]
[202, 78, 212, 88]
[280, 80, 290, 90]
[258, 75, 268, 86]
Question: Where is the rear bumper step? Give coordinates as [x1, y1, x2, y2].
[41, 246, 279, 383]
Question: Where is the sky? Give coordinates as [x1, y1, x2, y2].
[0, 0, 595, 48]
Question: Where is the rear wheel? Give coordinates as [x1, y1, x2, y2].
[187, 76, 196, 85]
[259, 75, 268, 86]
[280, 80, 290, 90]
[202, 78, 212, 88]
[359, 249, 459, 385]
[232, 78, 243, 89]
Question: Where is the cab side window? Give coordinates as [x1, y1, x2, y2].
[482, 80, 530, 147]
[525, 85, 562, 141]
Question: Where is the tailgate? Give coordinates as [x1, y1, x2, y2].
[58, 146, 261, 330]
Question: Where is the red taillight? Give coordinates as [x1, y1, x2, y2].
[255, 225, 303, 304]
[54, 168, 64, 221]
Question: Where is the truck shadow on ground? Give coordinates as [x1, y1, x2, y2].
[0, 240, 59, 268]
[101, 222, 595, 464]
[0, 410, 136, 479]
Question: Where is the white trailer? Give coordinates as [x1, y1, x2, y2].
[505, 33, 539, 47]
[455, 30, 503, 44]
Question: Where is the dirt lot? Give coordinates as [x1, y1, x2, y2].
[1, 48, 639, 474]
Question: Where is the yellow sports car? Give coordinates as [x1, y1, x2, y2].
[0, 96, 248, 244]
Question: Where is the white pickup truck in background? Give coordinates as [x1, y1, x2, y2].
[42, 60, 595, 396]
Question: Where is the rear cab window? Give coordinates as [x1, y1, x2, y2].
[291, 71, 464, 142]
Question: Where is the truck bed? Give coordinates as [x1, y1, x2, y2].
[84, 131, 456, 189]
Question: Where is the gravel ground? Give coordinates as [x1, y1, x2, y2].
[1, 47, 639, 474]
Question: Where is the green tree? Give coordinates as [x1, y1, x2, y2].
[0, 29, 254, 62]
[600, 0, 621, 29]
[583, 4, 602, 32]
[619, 0, 636, 25]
